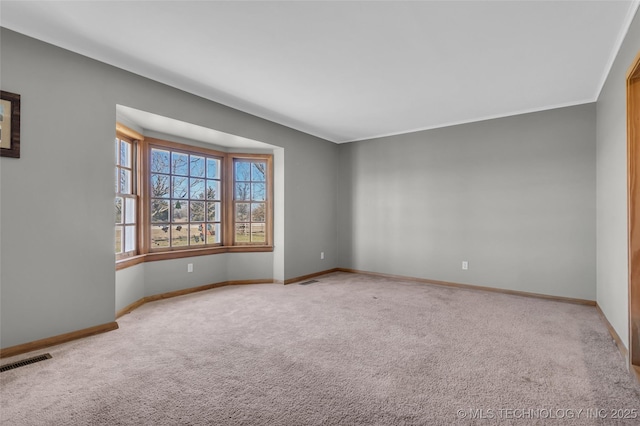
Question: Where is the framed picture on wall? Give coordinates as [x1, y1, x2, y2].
[0, 91, 21, 158]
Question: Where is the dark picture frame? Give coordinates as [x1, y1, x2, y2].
[0, 91, 21, 158]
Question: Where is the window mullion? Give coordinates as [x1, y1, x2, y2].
[223, 154, 234, 246]
[130, 136, 272, 263]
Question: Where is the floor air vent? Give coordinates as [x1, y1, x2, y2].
[1, 353, 52, 373]
[299, 279, 319, 285]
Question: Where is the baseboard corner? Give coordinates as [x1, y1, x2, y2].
[595, 303, 629, 363]
[283, 268, 340, 284]
[0, 321, 119, 359]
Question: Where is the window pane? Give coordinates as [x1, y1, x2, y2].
[207, 202, 220, 222]
[206, 180, 220, 200]
[125, 225, 136, 252]
[151, 225, 170, 247]
[190, 224, 205, 245]
[172, 176, 188, 199]
[151, 199, 169, 223]
[251, 203, 266, 222]
[235, 223, 250, 243]
[172, 200, 188, 222]
[116, 137, 139, 257]
[251, 162, 266, 182]
[115, 197, 123, 224]
[145, 147, 270, 251]
[190, 178, 205, 199]
[207, 158, 220, 179]
[206, 223, 220, 244]
[236, 203, 250, 222]
[151, 174, 170, 198]
[190, 201, 205, 222]
[171, 224, 188, 247]
[251, 223, 266, 243]
[235, 183, 250, 200]
[151, 149, 170, 173]
[125, 198, 136, 224]
[252, 183, 266, 201]
[190, 155, 205, 178]
[235, 161, 250, 181]
[121, 141, 131, 168]
[120, 169, 131, 194]
[171, 152, 189, 176]
[115, 226, 123, 253]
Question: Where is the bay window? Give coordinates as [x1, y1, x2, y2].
[115, 124, 273, 269]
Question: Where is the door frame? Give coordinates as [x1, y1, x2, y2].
[627, 49, 640, 378]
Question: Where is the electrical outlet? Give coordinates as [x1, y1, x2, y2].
[187, 263, 193, 273]
[462, 261, 468, 270]
[321, 252, 325, 260]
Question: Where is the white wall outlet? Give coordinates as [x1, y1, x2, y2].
[462, 261, 468, 270]
[187, 263, 193, 273]
[321, 252, 325, 260]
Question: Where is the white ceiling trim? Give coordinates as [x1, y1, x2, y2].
[595, 0, 640, 100]
[351, 0, 640, 145]
[344, 98, 596, 144]
[1, 1, 636, 144]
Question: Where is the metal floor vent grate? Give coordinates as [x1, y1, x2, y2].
[299, 279, 319, 285]
[1, 353, 52, 373]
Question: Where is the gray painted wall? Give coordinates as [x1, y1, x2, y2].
[273, 148, 286, 282]
[0, 29, 338, 349]
[115, 264, 145, 313]
[143, 252, 273, 298]
[338, 104, 597, 300]
[596, 11, 640, 350]
[115, 252, 274, 313]
[4, 14, 637, 351]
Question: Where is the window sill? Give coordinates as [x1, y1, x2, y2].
[116, 255, 146, 271]
[116, 246, 273, 270]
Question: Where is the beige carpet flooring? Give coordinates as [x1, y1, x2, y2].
[1, 272, 639, 425]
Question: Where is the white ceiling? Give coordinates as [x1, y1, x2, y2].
[1, 1, 638, 143]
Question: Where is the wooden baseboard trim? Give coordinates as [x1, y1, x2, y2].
[115, 298, 147, 319]
[337, 268, 596, 306]
[116, 279, 274, 319]
[283, 268, 340, 285]
[3, 279, 276, 357]
[0, 322, 119, 359]
[632, 365, 640, 385]
[227, 279, 274, 286]
[595, 304, 629, 364]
